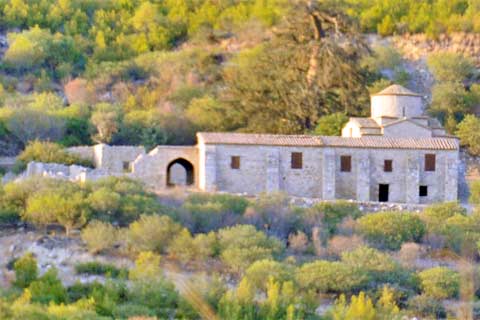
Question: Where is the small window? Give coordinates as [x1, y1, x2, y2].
[340, 155, 351, 172]
[291, 152, 303, 169]
[384, 160, 393, 172]
[425, 154, 436, 172]
[419, 185, 428, 197]
[123, 161, 131, 173]
[231, 156, 240, 169]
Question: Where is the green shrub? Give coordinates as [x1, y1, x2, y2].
[15, 140, 93, 173]
[422, 202, 466, 234]
[81, 220, 118, 254]
[184, 193, 249, 215]
[218, 224, 284, 274]
[313, 113, 349, 136]
[418, 267, 459, 299]
[305, 201, 361, 235]
[295, 260, 369, 294]
[24, 187, 91, 235]
[112, 304, 156, 319]
[469, 180, 480, 204]
[127, 215, 182, 254]
[357, 212, 426, 250]
[75, 262, 127, 279]
[341, 246, 412, 286]
[244, 259, 293, 291]
[67, 281, 106, 302]
[457, 115, 480, 156]
[29, 268, 67, 304]
[88, 177, 165, 224]
[407, 294, 446, 318]
[127, 280, 179, 319]
[427, 52, 474, 82]
[13, 252, 38, 288]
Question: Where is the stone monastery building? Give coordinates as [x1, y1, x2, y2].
[30, 85, 459, 204]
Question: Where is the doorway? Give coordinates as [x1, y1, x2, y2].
[379, 184, 389, 202]
[166, 158, 194, 187]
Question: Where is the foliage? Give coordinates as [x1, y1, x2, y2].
[75, 262, 127, 279]
[28, 268, 67, 304]
[217, 224, 284, 274]
[15, 140, 93, 173]
[407, 294, 446, 319]
[427, 52, 474, 82]
[221, 3, 370, 134]
[456, 114, 480, 156]
[13, 253, 38, 288]
[127, 214, 182, 254]
[24, 185, 90, 235]
[244, 259, 293, 292]
[296, 260, 369, 294]
[305, 201, 362, 236]
[421, 202, 466, 234]
[313, 113, 349, 136]
[418, 267, 460, 299]
[129, 251, 162, 281]
[357, 212, 426, 250]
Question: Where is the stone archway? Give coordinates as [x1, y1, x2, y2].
[166, 158, 194, 187]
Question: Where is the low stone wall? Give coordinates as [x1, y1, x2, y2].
[289, 197, 426, 212]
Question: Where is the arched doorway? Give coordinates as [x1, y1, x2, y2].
[166, 158, 194, 187]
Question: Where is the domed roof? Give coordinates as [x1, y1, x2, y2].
[372, 84, 422, 97]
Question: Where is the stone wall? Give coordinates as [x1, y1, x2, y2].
[203, 144, 325, 197]
[199, 141, 459, 204]
[131, 146, 198, 190]
[382, 121, 432, 138]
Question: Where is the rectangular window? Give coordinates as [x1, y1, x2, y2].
[231, 156, 240, 169]
[419, 185, 428, 197]
[425, 154, 436, 172]
[123, 161, 131, 173]
[384, 160, 393, 172]
[340, 155, 351, 172]
[291, 152, 303, 169]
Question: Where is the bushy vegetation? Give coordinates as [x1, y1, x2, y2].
[357, 211, 426, 250]
[74, 261, 127, 279]
[1, 179, 479, 319]
[14, 140, 93, 173]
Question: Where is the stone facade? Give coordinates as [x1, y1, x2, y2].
[195, 140, 458, 204]
[18, 85, 461, 204]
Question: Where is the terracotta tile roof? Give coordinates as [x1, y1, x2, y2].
[321, 136, 458, 150]
[198, 132, 324, 146]
[349, 117, 380, 128]
[372, 84, 422, 97]
[197, 132, 459, 150]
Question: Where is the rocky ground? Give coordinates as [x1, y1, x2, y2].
[0, 228, 132, 288]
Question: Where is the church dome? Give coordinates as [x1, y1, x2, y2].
[370, 84, 423, 120]
[372, 84, 422, 97]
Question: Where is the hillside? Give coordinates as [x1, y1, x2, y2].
[3, 1, 480, 319]
[0, 0, 478, 157]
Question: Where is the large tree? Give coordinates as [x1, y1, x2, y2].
[221, 0, 370, 134]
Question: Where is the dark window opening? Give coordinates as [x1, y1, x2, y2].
[123, 161, 131, 173]
[340, 155, 351, 172]
[419, 185, 428, 197]
[167, 158, 194, 187]
[231, 156, 240, 169]
[384, 160, 393, 172]
[379, 184, 389, 202]
[425, 154, 436, 171]
[291, 152, 303, 169]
